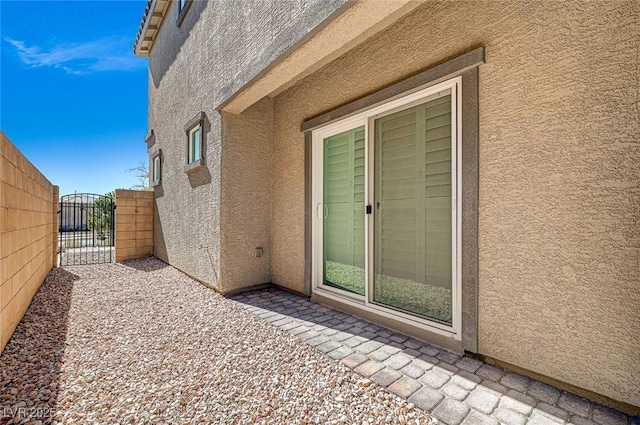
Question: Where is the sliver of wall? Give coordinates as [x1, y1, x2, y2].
[0, 132, 59, 354]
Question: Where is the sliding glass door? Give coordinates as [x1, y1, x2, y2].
[312, 79, 460, 335]
[372, 94, 453, 325]
[322, 126, 366, 295]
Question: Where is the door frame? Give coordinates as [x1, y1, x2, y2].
[311, 77, 463, 339]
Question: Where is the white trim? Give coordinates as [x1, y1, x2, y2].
[153, 154, 161, 183]
[366, 113, 374, 308]
[455, 77, 463, 338]
[312, 117, 368, 299]
[363, 118, 370, 304]
[311, 77, 463, 339]
[188, 125, 202, 164]
[449, 80, 461, 337]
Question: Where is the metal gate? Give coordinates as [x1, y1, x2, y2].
[58, 193, 115, 266]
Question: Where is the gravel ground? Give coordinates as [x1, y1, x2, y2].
[1, 257, 434, 425]
[58, 247, 114, 267]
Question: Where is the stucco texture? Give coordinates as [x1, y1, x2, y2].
[147, 0, 351, 290]
[270, 1, 639, 407]
[148, 0, 221, 286]
[219, 98, 273, 293]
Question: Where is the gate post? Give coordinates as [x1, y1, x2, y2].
[114, 189, 154, 262]
[52, 186, 59, 267]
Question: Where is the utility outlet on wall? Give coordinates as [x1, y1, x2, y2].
[254, 247, 263, 258]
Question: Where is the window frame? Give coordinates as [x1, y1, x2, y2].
[184, 111, 205, 172]
[151, 151, 162, 186]
[188, 126, 202, 164]
[311, 78, 462, 339]
[176, 0, 193, 27]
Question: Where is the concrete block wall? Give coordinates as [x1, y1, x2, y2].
[115, 189, 153, 262]
[0, 132, 58, 354]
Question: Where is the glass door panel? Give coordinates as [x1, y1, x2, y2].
[373, 93, 453, 324]
[322, 126, 366, 295]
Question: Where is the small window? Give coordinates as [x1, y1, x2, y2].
[153, 155, 161, 183]
[151, 150, 162, 187]
[177, 0, 192, 27]
[184, 111, 205, 172]
[188, 126, 202, 164]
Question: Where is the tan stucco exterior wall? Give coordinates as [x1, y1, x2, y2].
[115, 190, 153, 262]
[146, 0, 353, 291]
[270, 1, 639, 407]
[219, 98, 273, 293]
[148, 0, 222, 287]
[0, 132, 58, 354]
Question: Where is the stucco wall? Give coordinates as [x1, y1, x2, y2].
[211, 0, 349, 108]
[147, 0, 350, 290]
[0, 132, 58, 354]
[270, 1, 639, 407]
[148, 0, 222, 287]
[219, 98, 273, 293]
[115, 189, 153, 262]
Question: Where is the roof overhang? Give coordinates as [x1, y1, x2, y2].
[132, 0, 425, 111]
[133, 0, 170, 57]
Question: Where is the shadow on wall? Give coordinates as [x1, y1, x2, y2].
[153, 183, 165, 199]
[152, 197, 168, 263]
[149, 0, 207, 89]
[0, 268, 79, 423]
[187, 166, 212, 188]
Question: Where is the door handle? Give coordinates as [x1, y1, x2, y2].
[323, 204, 329, 219]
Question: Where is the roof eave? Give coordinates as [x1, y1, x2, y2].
[133, 0, 169, 58]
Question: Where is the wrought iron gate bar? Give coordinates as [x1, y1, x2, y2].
[58, 193, 115, 266]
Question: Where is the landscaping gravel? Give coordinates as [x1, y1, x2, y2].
[1, 257, 434, 425]
[58, 247, 114, 267]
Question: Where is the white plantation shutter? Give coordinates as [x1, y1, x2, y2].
[323, 131, 351, 265]
[352, 128, 366, 267]
[375, 108, 419, 281]
[322, 126, 366, 294]
[424, 96, 453, 288]
[374, 94, 452, 299]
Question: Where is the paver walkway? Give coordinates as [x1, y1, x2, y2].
[230, 288, 638, 425]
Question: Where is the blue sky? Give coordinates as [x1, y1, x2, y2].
[1, 0, 149, 196]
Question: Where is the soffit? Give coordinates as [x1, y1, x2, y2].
[133, 0, 170, 57]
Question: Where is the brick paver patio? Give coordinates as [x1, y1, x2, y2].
[230, 288, 639, 425]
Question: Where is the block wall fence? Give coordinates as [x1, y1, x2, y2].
[115, 189, 154, 262]
[0, 132, 58, 354]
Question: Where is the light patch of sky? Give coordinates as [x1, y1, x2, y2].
[5, 35, 145, 75]
[1, 0, 149, 197]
